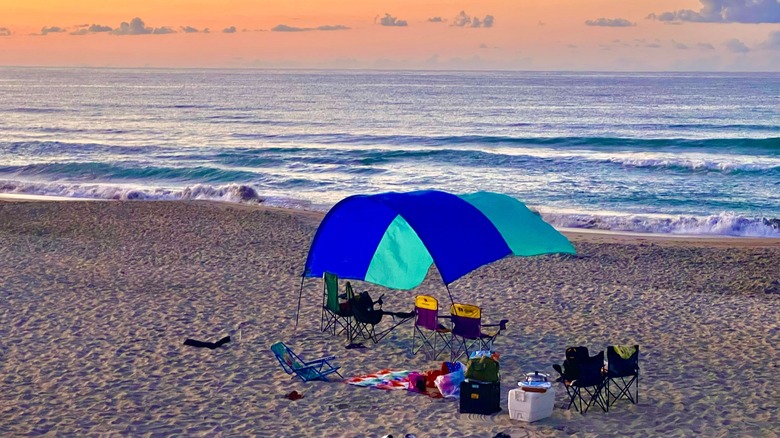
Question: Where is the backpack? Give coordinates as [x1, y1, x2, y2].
[465, 355, 500, 383]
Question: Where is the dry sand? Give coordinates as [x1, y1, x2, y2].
[0, 200, 778, 437]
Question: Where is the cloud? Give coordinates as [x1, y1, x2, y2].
[223, 26, 237, 33]
[428, 17, 445, 23]
[675, 42, 689, 49]
[698, 42, 716, 50]
[41, 26, 67, 35]
[180, 26, 199, 33]
[585, 18, 635, 27]
[758, 31, 780, 49]
[724, 38, 750, 52]
[272, 24, 350, 32]
[376, 13, 408, 27]
[112, 17, 175, 35]
[0, 27, 11, 36]
[69, 24, 113, 35]
[272, 24, 308, 32]
[89, 24, 113, 33]
[452, 11, 495, 28]
[648, 0, 780, 23]
[316, 25, 350, 31]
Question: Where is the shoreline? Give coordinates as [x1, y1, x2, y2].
[2, 194, 779, 247]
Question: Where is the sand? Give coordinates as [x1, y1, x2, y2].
[0, 200, 778, 437]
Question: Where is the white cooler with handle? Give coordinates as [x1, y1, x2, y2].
[508, 386, 555, 422]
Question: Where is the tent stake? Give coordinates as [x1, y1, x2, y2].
[294, 276, 305, 333]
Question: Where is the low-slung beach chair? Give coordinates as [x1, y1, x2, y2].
[449, 303, 508, 361]
[606, 345, 640, 407]
[553, 346, 608, 414]
[321, 272, 354, 338]
[270, 342, 343, 382]
[348, 291, 415, 345]
[410, 295, 452, 360]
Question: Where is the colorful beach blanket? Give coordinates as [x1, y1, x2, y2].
[346, 369, 413, 390]
[346, 368, 443, 398]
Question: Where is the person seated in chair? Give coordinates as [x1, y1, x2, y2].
[351, 291, 384, 325]
[351, 291, 415, 324]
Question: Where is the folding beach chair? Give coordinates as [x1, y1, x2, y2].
[320, 272, 354, 337]
[606, 345, 640, 407]
[553, 346, 608, 414]
[270, 341, 343, 382]
[410, 295, 451, 360]
[449, 303, 508, 362]
[348, 291, 415, 345]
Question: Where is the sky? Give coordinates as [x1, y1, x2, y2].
[1, 0, 780, 71]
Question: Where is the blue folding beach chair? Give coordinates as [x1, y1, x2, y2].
[270, 342, 343, 382]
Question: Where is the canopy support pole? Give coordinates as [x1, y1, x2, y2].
[445, 284, 454, 305]
[293, 276, 306, 333]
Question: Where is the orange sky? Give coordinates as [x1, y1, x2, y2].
[1, 0, 779, 70]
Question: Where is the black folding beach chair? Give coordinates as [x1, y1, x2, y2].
[553, 346, 608, 414]
[606, 345, 640, 407]
[348, 291, 414, 345]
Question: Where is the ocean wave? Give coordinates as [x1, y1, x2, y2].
[0, 162, 260, 183]
[230, 132, 780, 152]
[602, 156, 780, 173]
[210, 145, 780, 173]
[1, 179, 778, 237]
[0, 141, 175, 156]
[0, 180, 275, 205]
[4, 140, 779, 175]
[542, 211, 780, 237]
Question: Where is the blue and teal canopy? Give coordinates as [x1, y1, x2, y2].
[303, 190, 575, 290]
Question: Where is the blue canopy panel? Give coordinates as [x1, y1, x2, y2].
[303, 190, 512, 289]
[373, 191, 511, 285]
[303, 195, 399, 282]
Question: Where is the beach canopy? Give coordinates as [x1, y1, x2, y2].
[302, 190, 575, 290]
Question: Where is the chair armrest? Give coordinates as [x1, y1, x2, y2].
[303, 356, 336, 365]
[293, 363, 324, 372]
[483, 319, 509, 330]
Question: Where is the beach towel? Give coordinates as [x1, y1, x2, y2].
[613, 345, 637, 359]
[346, 369, 443, 398]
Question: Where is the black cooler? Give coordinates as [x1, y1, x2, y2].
[459, 380, 501, 415]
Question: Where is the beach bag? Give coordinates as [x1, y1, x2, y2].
[465, 355, 500, 383]
[407, 372, 427, 393]
[434, 367, 465, 399]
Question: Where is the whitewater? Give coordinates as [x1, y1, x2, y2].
[1, 67, 779, 237]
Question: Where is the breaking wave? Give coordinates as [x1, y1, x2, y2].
[1, 179, 778, 237]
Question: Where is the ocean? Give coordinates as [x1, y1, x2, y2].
[1, 67, 779, 237]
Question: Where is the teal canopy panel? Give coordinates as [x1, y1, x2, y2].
[303, 190, 575, 290]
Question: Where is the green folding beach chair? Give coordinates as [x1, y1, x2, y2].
[270, 342, 343, 382]
[320, 272, 354, 338]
